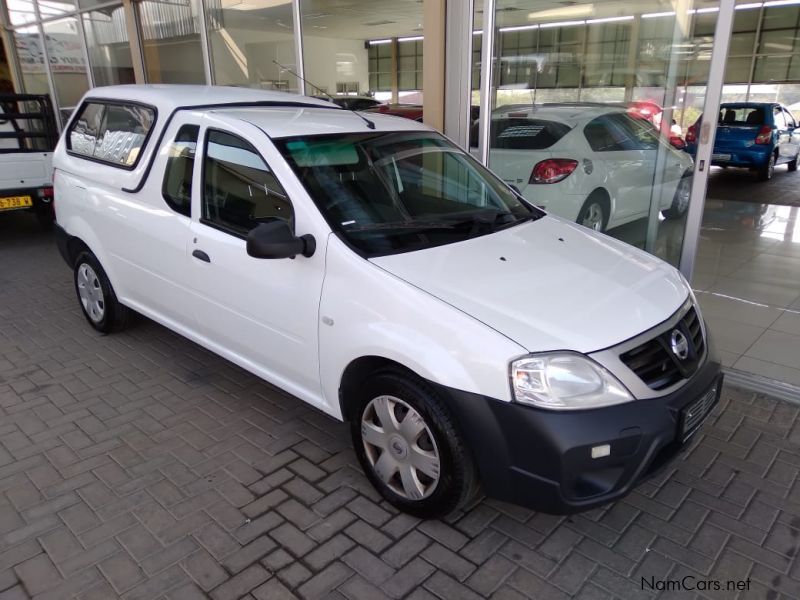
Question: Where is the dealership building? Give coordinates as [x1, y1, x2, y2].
[2, 0, 800, 398]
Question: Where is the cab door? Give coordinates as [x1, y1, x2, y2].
[187, 116, 328, 409]
[109, 115, 198, 331]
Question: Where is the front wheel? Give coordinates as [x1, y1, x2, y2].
[662, 174, 691, 220]
[351, 370, 477, 518]
[73, 251, 131, 333]
[789, 156, 798, 172]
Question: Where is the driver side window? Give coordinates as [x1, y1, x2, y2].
[202, 130, 293, 237]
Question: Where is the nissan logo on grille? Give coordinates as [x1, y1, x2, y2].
[670, 329, 690, 360]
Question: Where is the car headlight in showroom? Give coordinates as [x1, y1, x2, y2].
[511, 353, 633, 410]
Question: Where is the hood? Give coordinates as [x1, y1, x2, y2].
[370, 216, 689, 354]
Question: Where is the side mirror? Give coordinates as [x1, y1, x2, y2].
[246, 220, 316, 259]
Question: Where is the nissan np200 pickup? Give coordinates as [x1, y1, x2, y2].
[53, 85, 722, 517]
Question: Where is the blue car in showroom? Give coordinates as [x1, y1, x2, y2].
[685, 102, 800, 181]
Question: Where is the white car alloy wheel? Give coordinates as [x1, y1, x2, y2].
[582, 202, 605, 231]
[76, 263, 105, 323]
[360, 395, 441, 501]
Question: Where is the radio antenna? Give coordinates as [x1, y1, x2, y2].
[273, 60, 376, 130]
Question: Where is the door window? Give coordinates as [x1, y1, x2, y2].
[202, 130, 293, 236]
[774, 107, 787, 130]
[784, 109, 797, 128]
[162, 125, 199, 217]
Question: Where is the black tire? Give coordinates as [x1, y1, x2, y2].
[73, 251, 131, 333]
[351, 369, 478, 518]
[758, 152, 776, 181]
[577, 192, 609, 232]
[789, 156, 798, 172]
[662, 174, 691, 220]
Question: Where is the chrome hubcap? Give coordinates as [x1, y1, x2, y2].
[77, 263, 105, 323]
[361, 395, 440, 501]
[582, 203, 604, 231]
[677, 179, 690, 212]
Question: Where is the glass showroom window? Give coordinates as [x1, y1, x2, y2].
[6, 0, 38, 25]
[203, 0, 297, 90]
[137, 0, 205, 84]
[43, 16, 91, 125]
[12, 26, 51, 96]
[477, 0, 723, 269]
[82, 6, 135, 86]
[301, 0, 422, 104]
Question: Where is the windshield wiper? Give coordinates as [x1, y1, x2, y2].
[345, 220, 457, 233]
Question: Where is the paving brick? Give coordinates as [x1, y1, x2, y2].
[98, 551, 145, 594]
[14, 554, 62, 595]
[297, 561, 353, 600]
[421, 543, 475, 581]
[305, 534, 356, 571]
[181, 548, 228, 591]
[221, 535, 276, 574]
[464, 554, 516, 597]
[252, 577, 298, 600]
[342, 546, 395, 585]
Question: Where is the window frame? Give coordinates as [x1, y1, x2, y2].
[200, 127, 293, 240]
[161, 123, 200, 218]
[65, 98, 158, 171]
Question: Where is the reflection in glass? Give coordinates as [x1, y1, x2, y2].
[43, 17, 91, 124]
[473, 0, 722, 267]
[300, 0, 423, 104]
[13, 27, 51, 96]
[83, 7, 135, 86]
[137, 0, 205, 84]
[7, 0, 38, 25]
[203, 0, 297, 91]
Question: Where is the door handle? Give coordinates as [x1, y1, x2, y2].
[192, 249, 211, 263]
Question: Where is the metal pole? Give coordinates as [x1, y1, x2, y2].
[443, 0, 474, 148]
[679, 0, 736, 279]
[477, 0, 495, 166]
[196, 0, 213, 84]
[292, 0, 304, 94]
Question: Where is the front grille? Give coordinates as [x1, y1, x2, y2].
[620, 305, 706, 391]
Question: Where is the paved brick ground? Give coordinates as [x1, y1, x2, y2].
[2, 211, 800, 600]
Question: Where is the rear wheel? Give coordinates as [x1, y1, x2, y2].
[662, 174, 691, 220]
[351, 370, 477, 518]
[758, 152, 776, 181]
[577, 193, 609, 232]
[73, 251, 131, 333]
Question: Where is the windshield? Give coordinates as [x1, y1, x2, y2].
[275, 131, 540, 257]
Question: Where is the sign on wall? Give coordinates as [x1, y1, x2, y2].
[15, 33, 86, 74]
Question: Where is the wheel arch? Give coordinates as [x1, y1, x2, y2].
[338, 355, 423, 422]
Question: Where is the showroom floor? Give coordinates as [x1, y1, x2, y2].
[1, 213, 800, 599]
[692, 166, 800, 387]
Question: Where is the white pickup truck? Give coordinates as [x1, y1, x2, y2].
[0, 93, 58, 228]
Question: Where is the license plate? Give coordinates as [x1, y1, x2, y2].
[0, 196, 33, 211]
[712, 153, 731, 161]
[680, 382, 720, 442]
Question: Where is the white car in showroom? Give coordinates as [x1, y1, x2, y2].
[53, 85, 721, 517]
[481, 104, 694, 231]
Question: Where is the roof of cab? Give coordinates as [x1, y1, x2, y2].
[83, 84, 337, 112]
[209, 106, 430, 138]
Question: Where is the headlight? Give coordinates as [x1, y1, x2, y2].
[510, 353, 633, 410]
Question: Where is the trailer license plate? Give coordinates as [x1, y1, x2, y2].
[0, 196, 33, 211]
